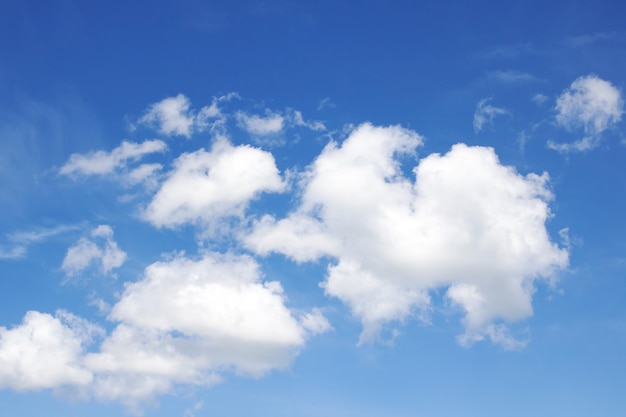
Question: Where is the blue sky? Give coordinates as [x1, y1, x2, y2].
[1, 0, 626, 416]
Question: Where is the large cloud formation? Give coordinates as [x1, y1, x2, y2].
[0, 92, 574, 412]
[245, 123, 569, 346]
[0, 252, 329, 411]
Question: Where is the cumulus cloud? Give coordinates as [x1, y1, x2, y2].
[83, 252, 328, 408]
[59, 140, 167, 178]
[61, 225, 127, 278]
[1, 252, 329, 410]
[549, 75, 623, 152]
[143, 137, 285, 229]
[555, 75, 623, 135]
[244, 123, 568, 347]
[0, 310, 102, 391]
[473, 98, 509, 133]
[138, 94, 236, 138]
[138, 95, 195, 138]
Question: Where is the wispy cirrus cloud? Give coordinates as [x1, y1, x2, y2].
[0, 224, 79, 260]
[564, 32, 621, 47]
[59, 139, 167, 179]
[473, 98, 510, 133]
[0, 246, 26, 260]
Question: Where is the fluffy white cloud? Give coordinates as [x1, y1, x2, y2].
[139, 94, 234, 138]
[0, 251, 329, 410]
[556, 75, 623, 135]
[236, 111, 285, 136]
[245, 123, 568, 347]
[59, 140, 167, 177]
[0, 310, 102, 391]
[138, 94, 196, 138]
[473, 98, 509, 133]
[143, 137, 285, 229]
[549, 75, 623, 152]
[83, 251, 328, 408]
[61, 225, 127, 277]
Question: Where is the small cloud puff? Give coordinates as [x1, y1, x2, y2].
[550, 74, 623, 152]
[61, 225, 127, 278]
[137, 93, 237, 138]
[473, 98, 509, 133]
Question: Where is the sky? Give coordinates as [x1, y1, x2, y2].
[1, 0, 626, 416]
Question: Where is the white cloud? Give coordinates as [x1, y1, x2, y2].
[84, 251, 327, 408]
[61, 225, 127, 278]
[244, 123, 568, 347]
[0, 224, 79, 261]
[8, 224, 78, 244]
[59, 140, 167, 177]
[0, 310, 102, 391]
[126, 163, 163, 188]
[288, 109, 326, 131]
[473, 98, 509, 133]
[1, 251, 329, 410]
[139, 94, 196, 138]
[549, 75, 623, 153]
[547, 136, 600, 153]
[236, 108, 325, 140]
[236, 111, 285, 136]
[0, 245, 26, 260]
[143, 137, 285, 229]
[138, 93, 236, 138]
[556, 75, 623, 136]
